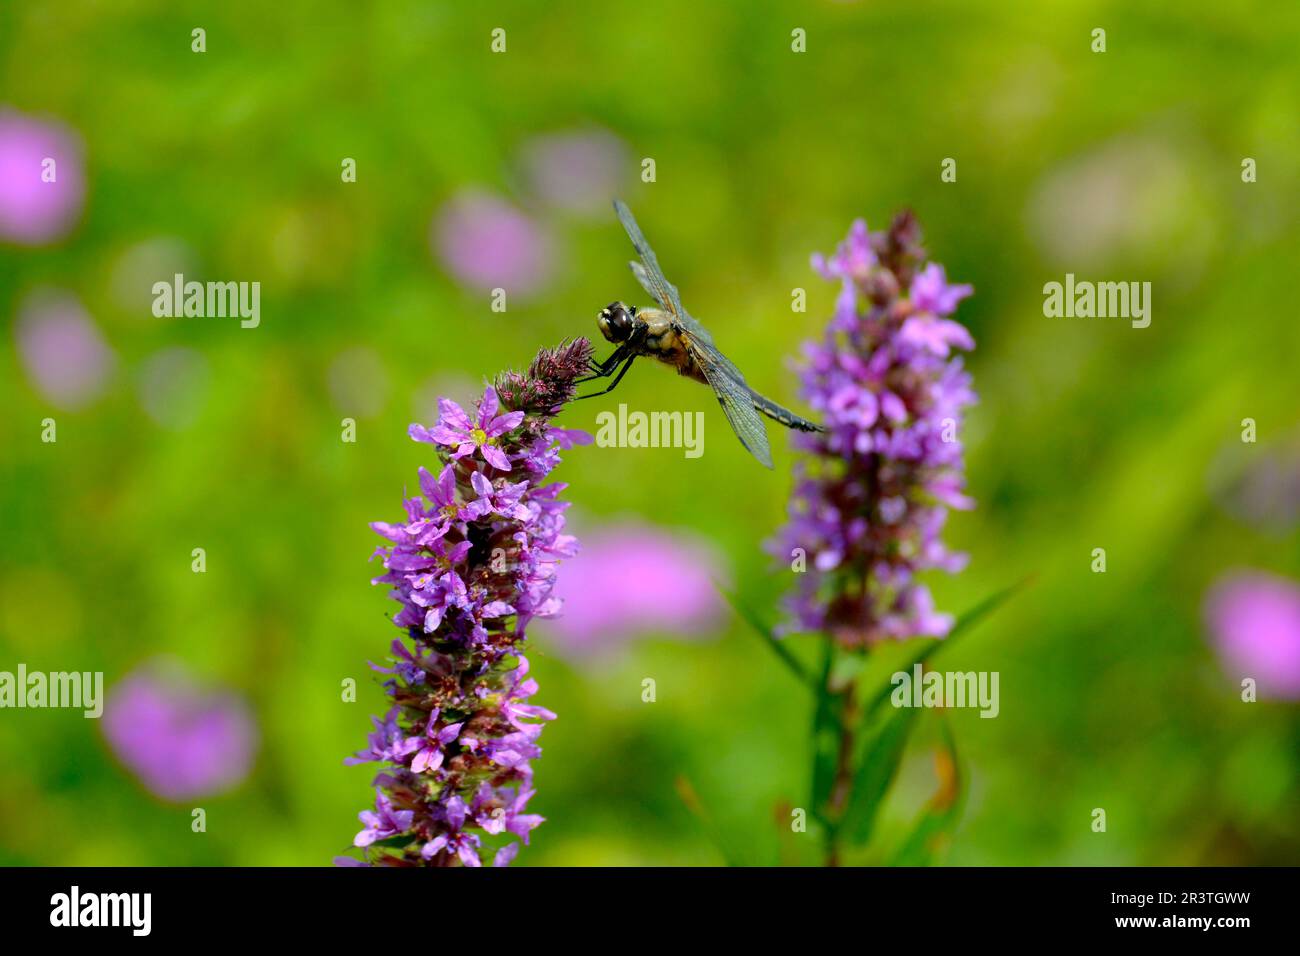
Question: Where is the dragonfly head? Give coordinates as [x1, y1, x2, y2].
[598, 301, 635, 343]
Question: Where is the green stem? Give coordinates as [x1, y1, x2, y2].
[823, 677, 858, 867]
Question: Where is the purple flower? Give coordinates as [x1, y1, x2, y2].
[0, 108, 85, 244]
[345, 707, 418, 766]
[812, 218, 876, 283]
[422, 831, 482, 867]
[909, 263, 972, 316]
[101, 660, 258, 802]
[771, 213, 977, 646]
[415, 463, 461, 526]
[409, 708, 464, 774]
[461, 471, 530, 521]
[408, 567, 471, 632]
[355, 792, 416, 847]
[412, 386, 524, 471]
[342, 339, 593, 867]
[898, 315, 975, 357]
[433, 191, 553, 296]
[492, 843, 520, 867]
[1204, 571, 1300, 700]
[544, 524, 727, 657]
[469, 783, 545, 842]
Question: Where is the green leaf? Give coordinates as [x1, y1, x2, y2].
[366, 834, 417, 850]
[840, 705, 919, 846]
[673, 775, 743, 867]
[863, 575, 1034, 722]
[717, 584, 813, 689]
[830, 651, 867, 685]
[890, 715, 965, 865]
[810, 639, 841, 814]
[838, 579, 1029, 851]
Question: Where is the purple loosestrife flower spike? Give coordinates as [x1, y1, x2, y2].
[343, 338, 593, 866]
[772, 214, 977, 647]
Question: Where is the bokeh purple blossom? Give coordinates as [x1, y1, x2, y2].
[432, 191, 553, 296]
[544, 524, 726, 658]
[771, 213, 976, 645]
[520, 129, 628, 217]
[1204, 570, 1300, 700]
[15, 289, 115, 410]
[0, 107, 85, 244]
[344, 339, 592, 866]
[101, 661, 258, 802]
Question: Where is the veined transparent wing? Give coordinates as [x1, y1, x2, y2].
[683, 331, 773, 469]
[614, 200, 769, 464]
[629, 260, 667, 308]
[614, 200, 715, 345]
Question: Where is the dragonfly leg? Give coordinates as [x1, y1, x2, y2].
[573, 355, 636, 400]
[574, 347, 628, 384]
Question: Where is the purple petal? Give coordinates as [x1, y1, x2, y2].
[437, 397, 471, 429]
[486, 409, 526, 437]
[476, 386, 500, 422]
[428, 424, 468, 447]
[470, 470, 493, 497]
[493, 843, 520, 867]
[481, 444, 512, 471]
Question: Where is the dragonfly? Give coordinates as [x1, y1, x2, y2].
[575, 200, 823, 469]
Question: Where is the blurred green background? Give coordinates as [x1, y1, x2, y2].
[2, 0, 1297, 866]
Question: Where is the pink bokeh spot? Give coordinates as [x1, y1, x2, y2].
[432, 191, 552, 296]
[520, 129, 628, 216]
[15, 289, 114, 410]
[0, 107, 85, 244]
[1204, 570, 1300, 700]
[101, 660, 259, 803]
[545, 524, 726, 657]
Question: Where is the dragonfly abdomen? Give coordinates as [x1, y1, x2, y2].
[748, 389, 824, 433]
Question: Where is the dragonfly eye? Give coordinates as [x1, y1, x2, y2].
[598, 302, 633, 342]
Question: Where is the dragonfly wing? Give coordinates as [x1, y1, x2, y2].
[615, 200, 717, 343]
[629, 260, 661, 305]
[614, 201, 768, 464]
[684, 333, 773, 469]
